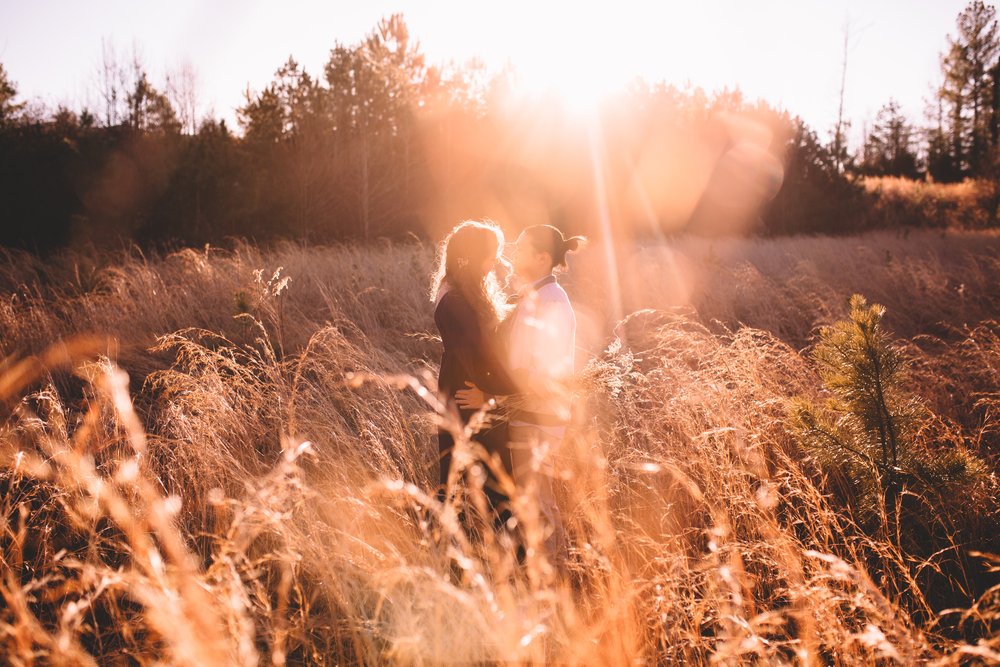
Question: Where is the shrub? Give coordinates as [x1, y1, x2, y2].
[789, 294, 995, 548]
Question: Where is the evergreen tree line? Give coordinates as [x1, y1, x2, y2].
[861, 1, 1000, 181]
[0, 6, 998, 253]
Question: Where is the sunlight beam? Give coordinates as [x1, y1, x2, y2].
[587, 117, 623, 329]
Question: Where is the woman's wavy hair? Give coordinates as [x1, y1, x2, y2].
[430, 220, 511, 325]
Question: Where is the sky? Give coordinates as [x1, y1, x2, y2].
[0, 1, 975, 148]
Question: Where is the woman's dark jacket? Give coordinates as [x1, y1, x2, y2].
[434, 288, 517, 490]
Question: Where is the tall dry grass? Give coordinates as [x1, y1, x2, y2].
[0, 231, 997, 664]
[861, 176, 999, 231]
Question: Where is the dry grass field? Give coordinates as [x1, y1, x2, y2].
[0, 229, 998, 665]
[861, 177, 1000, 230]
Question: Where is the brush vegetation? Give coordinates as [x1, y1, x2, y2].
[0, 230, 998, 665]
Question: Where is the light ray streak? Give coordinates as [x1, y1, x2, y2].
[587, 116, 623, 328]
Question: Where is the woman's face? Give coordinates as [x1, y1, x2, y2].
[478, 240, 500, 276]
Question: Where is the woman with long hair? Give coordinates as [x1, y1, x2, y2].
[455, 223, 586, 563]
[430, 219, 518, 505]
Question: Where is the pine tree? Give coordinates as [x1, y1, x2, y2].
[126, 72, 180, 133]
[861, 100, 919, 178]
[926, 92, 953, 180]
[0, 63, 25, 127]
[789, 295, 990, 541]
[238, 84, 285, 146]
[937, 1, 1000, 178]
[960, 1, 1000, 172]
[323, 14, 426, 239]
[274, 57, 326, 137]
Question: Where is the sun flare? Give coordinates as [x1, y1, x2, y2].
[517, 66, 618, 116]
[503, 30, 629, 117]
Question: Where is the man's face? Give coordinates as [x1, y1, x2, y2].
[508, 232, 548, 279]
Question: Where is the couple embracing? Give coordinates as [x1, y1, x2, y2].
[430, 220, 585, 560]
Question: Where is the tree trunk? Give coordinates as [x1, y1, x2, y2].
[991, 59, 1000, 152]
[361, 130, 370, 240]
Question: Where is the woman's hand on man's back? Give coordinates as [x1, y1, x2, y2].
[456, 382, 490, 409]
